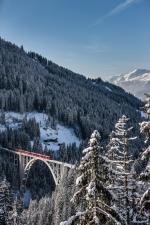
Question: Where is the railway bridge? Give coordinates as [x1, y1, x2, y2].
[0, 147, 74, 186]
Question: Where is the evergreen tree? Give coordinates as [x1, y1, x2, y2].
[0, 110, 5, 125]
[0, 177, 13, 225]
[106, 115, 138, 224]
[10, 194, 23, 225]
[140, 188, 150, 225]
[140, 93, 150, 181]
[60, 130, 124, 225]
[140, 93, 150, 144]
[32, 137, 43, 153]
[139, 94, 150, 224]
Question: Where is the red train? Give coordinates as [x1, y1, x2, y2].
[16, 149, 51, 160]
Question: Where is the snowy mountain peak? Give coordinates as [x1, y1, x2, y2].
[113, 69, 150, 83]
[127, 68, 150, 76]
[121, 69, 150, 80]
[110, 69, 150, 100]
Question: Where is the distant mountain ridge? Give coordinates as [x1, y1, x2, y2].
[110, 69, 150, 100]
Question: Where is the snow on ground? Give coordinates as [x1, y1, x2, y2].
[23, 189, 31, 208]
[0, 112, 81, 151]
[137, 110, 148, 119]
[105, 86, 112, 92]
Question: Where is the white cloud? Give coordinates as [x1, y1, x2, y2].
[92, 0, 144, 26]
[107, 0, 142, 16]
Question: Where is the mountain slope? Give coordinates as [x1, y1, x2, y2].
[110, 69, 150, 100]
[0, 112, 80, 151]
[0, 37, 142, 139]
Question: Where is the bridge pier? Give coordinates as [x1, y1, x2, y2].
[60, 164, 65, 180]
[19, 154, 25, 182]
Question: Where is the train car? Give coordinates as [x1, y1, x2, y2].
[16, 149, 51, 160]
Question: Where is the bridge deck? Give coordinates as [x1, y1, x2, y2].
[0, 146, 74, 169]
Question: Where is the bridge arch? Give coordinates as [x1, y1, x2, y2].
[24, 158, 58, 185]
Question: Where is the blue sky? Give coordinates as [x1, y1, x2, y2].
[0, 0, 149, 79]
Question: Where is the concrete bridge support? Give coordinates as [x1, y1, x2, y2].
[19, 154, 25, 182]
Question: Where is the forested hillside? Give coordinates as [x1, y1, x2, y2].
[0, 38, 142, 139]
[0, 38, 150, 225]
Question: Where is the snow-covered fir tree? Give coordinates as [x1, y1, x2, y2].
[106, 115, 140, 224]
[140, 93, 150, 181]
[140, 147, 150, 182]
[10, 194, 23, 225]
[0, 177, 13, 225]
[140, 93, 150, 144]
[139, 94, 150, 224]
[60, 130, 124, 225]
[140, 188, 150, 224]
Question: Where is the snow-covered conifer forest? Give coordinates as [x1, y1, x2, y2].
[0, 38, 150, 225]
